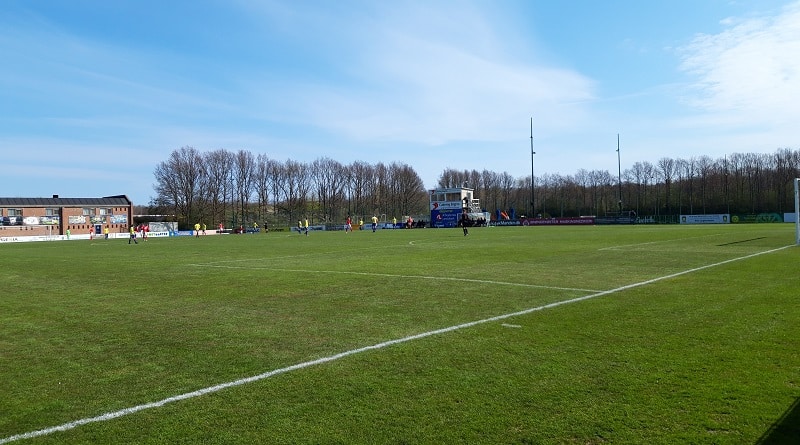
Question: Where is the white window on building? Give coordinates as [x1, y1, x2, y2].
[82, 208, 96, 216]
[99, 208, 112, 215]
[46, 208, 59, 216]
[8, 208, 22, 216]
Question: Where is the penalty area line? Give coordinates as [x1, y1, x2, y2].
[0, 245, 791, 444]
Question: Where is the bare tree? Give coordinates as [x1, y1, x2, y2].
[311, 157, 346, 223]
[499, 172, 515, 214]
[594, 170, 614, 215]
[773, 148, 800, 213]
[727, 153, 746, 213]
[152, 146, 205, 228]
[552, 173, 570, 217]
[267, 158, 285, 223]
[255, 153, 271, 225]
[628, 163, 643, 215]
[696, 156, 714, 214]
[233, 150, 256, 228]
[281, 160, 311, 223]
[371, 162, 389, 218]
[683, 157, 697, 214]
[657, 157, 676, 215]
[481, 170, 501, 215]
[390, 162, 427, 218]
[203, 148, 234, 228]
[574, 169, 590, 215]
[348, 161, 372, 220]
[436, 168, 464, 188]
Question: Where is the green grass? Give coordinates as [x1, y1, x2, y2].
[1, 224, 798, 444]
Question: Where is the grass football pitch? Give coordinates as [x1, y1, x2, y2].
[1, 224, 798, 444]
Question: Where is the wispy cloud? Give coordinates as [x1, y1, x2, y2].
[678, 1, 800, 124]
[238, 1, 596, 146]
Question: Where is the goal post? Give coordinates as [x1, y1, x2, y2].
[794, 177, 800, 245]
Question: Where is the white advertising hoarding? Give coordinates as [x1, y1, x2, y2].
[679, 214, 730, 224]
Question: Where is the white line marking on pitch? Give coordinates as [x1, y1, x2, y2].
[188, 264, 602, 293]
[0, 245, 791, 444]
[198, 240, 442, 266]
[598, 233, 726, 251]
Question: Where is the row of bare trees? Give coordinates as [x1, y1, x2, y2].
[438, 148, 800, 220]
[151, 147, 800, 228]
[151, 147, 428, 228]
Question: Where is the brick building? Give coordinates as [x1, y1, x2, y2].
[0, 195, 133, 238]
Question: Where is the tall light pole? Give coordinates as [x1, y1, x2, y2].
[617, 134, 622, 213]
[530, 117, 535, 218]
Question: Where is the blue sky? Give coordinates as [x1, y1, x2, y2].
[2, 0, 798, 205]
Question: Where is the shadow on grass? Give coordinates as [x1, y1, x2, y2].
[756, 397, 800, 445]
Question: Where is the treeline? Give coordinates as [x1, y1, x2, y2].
[149, 146, 800, 228]
[438, 148, 800, 221]
[150, 146, 429, 229]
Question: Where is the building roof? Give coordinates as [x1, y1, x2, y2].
[0, 195, 132, 207]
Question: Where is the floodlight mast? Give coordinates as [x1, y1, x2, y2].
[617, 134, 622, 213]
[530, 117, 535, 218]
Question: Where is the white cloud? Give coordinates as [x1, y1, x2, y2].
[679, 1, 800, 124]
[239, 1, 596, 147]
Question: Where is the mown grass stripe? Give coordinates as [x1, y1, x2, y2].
[189, 264, 603, 293]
